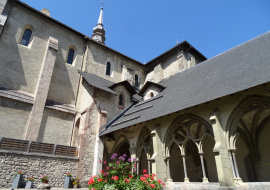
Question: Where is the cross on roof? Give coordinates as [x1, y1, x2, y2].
[102, 1, 105, 8]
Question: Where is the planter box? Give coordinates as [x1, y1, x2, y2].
[12, 174, 24, 188]
[25, 181, 34, 189]
[64, 176, 72, 188]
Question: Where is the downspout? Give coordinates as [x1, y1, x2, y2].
[69, 37, 90, 146]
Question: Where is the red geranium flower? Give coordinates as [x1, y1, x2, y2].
[143, 169, 147, 173]
[158, 179, 162, 183]
[150, 184, 155, 188]
[140, 176, 146, 181]
[162, 182, 166, 187]
[100, 170, 104, 173]
[151, 176, 154, 180]
[129, 174, 133, 179]
[124, 178, 130, 183]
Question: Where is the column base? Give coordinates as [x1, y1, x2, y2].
[166, 178, 173, 182]
[234, 178, 243, 184]
[202, 178, 209, 183]
[184, 178, 190, 183]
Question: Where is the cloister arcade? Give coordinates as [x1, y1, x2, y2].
[101, 95, 270, 184]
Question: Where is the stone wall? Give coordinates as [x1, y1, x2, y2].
[0, 152, 78, 188]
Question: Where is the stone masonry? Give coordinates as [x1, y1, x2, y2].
[0, 153, 78, 188]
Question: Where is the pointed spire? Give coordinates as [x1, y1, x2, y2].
[92, 3, 106, 44]
[97, 7, 103, 26]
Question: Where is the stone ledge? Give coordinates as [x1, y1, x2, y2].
[0, 87, 34, 104]
[45, 99, 75, 114]
[0, 149, 79, 160]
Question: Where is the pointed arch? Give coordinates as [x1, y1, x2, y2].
[111, 133, 130, 154]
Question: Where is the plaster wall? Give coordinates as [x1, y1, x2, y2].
[38, 108, 74, 146]
[0, 3, 85, 105]
[0, 97, 31, 139]
[84, 42, 146, 87]
[143, 84, 162, 100]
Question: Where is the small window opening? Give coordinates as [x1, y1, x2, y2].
[119, 94, 123, 106]
[20, 29, 32, 46]
[135, 74, 139, 87]
[67, 49, 75, 64]
[106, 62, 111, 76]
[150, 92, 154, 98]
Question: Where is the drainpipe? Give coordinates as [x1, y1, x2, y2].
[69, 37, 90, 146]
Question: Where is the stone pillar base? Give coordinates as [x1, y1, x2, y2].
[218, 187, 236, 190]
[202, 178, 209, 183]
[234, 178, 243, 184]
[184, 178, 190, 183]
[166, 178, 173, 182]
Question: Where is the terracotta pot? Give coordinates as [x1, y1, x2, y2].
[43, 180, 49, 184]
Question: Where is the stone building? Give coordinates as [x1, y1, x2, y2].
[0, 0, 270, 189]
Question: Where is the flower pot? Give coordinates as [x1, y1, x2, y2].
[73, 184, 78, 189]
[43, 180, 49, 184]
[25, 180, 34, 189]
[64, 176, 72, 188]
[12, 174, 24, 188]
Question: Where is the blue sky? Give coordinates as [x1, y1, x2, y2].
[22, 0, 270, 63]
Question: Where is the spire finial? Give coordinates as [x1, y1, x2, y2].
[101, 1, 105, 8]
[92, 2, 106, 44]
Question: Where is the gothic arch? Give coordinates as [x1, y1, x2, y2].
[136, 126, 151, 158]
[225, 94, 270, 151]
[111, 134, 130, 154]
[164, 113, 214, 157]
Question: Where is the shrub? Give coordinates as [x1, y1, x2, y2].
[88, 153, 165, 190]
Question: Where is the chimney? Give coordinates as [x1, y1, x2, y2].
[41, 8, 50, 17]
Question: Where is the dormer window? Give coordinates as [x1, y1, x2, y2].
[118, 92, 125, 109]
[106, 62, 111, 76]
[150, 92, 154, 98]
[135, 74, 139, 87]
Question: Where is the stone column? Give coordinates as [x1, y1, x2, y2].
[166, 157, 173, 182]
[231, 151, 243, 183]
[181, 154, 189, 182]
[209, 109, 235, 187]
[137, 161, 140, 175]
[25, 37, 58, 141]
[151, 125, 167, 181]
[228, 151, 237, 179]
[199, 153, 209, 183]
[147, 159, 151, 175]
[129, 146, 137, 175]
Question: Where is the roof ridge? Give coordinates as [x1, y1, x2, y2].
[159, 31, 270, 84]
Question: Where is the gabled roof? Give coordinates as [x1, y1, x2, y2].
[137, 81, 165, 96]
[78, 71, 116, 95]
[78, 71, 138, 96]
[109, 81, 137, 96]
[100, 31, 270, 136]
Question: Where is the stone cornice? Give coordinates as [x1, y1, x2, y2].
[0, 86, 34, 104]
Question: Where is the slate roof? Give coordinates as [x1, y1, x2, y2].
[78, 71, 116, 95]
[100, 31, 270, 136]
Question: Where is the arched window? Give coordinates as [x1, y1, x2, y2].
[20, 29, 32, 46]
[67, 49, 75, 64]
[119, 94, 123, 106]
[135, 74, 139, 87]
[150, 92, 154, 98]
[106, 62, 111, 76]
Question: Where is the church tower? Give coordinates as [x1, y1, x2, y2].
[92, 4, 106, 44]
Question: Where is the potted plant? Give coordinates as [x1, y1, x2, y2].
[72, 178, 79, 189]
[25, 177, 35, 188]
[64, 173, 73, 188]
[88, 153, 165, 190]
[39, 175, 49, 184]
[12, 171, 24, 188]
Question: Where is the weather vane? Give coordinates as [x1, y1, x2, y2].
[102, 1, 105, 8]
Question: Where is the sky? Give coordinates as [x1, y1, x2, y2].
[21, 0, 270, 63]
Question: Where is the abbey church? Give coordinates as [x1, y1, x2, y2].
[0, 0, 270, 189]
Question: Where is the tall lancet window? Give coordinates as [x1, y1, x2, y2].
[20, 29, 32, 46]
[135, 74, 139, 87]
[119, 94, 123, 106]
[67, 49, 75, 64]
[106, 62, 111, 76]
